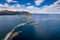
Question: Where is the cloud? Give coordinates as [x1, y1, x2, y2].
[6, 0, 18, 3]
[26, 3, 31, 5]
[0, 3, 21, 11]
[0, 0, 60, 14]
[25, 0, 60, 14]
[34, 0, 44, 6]
[0, 3, 10, 11]
[26, 6, 35, 9]
[41, 0, 60, 13]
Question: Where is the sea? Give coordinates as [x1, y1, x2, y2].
[0, 14, 60, 40]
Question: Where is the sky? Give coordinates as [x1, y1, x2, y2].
[0, 0, 60, 14]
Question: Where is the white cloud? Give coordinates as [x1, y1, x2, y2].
[26, 6, 35, 9]
[0, 3, 10, 11]
[6, 0, 18, 3]
[34, 0, 44, 6]
[6, 0, 12, 3]
[41, 0, 60, 13]
[25, 0, 60, 14]
[0, 0, 60, 14]
[26, 3, 31, 5]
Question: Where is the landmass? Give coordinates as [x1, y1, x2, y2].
[0, 10, 30, 15]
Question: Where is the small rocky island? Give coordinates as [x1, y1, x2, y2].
[0, 10, 30, 15]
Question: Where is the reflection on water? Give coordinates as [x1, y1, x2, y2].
[0, 14, 60, 40]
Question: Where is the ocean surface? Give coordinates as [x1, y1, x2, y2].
[0, 14, 60, 40]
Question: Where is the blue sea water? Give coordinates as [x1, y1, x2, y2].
[0, 14, 60, 40]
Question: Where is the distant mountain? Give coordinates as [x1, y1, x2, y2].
[0, 10, 30, 15]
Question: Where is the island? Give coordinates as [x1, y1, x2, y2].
[0, 10, 30, 15]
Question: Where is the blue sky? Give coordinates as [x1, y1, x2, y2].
[0, 0, 60, 14]
[0, 0, 57, 6]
